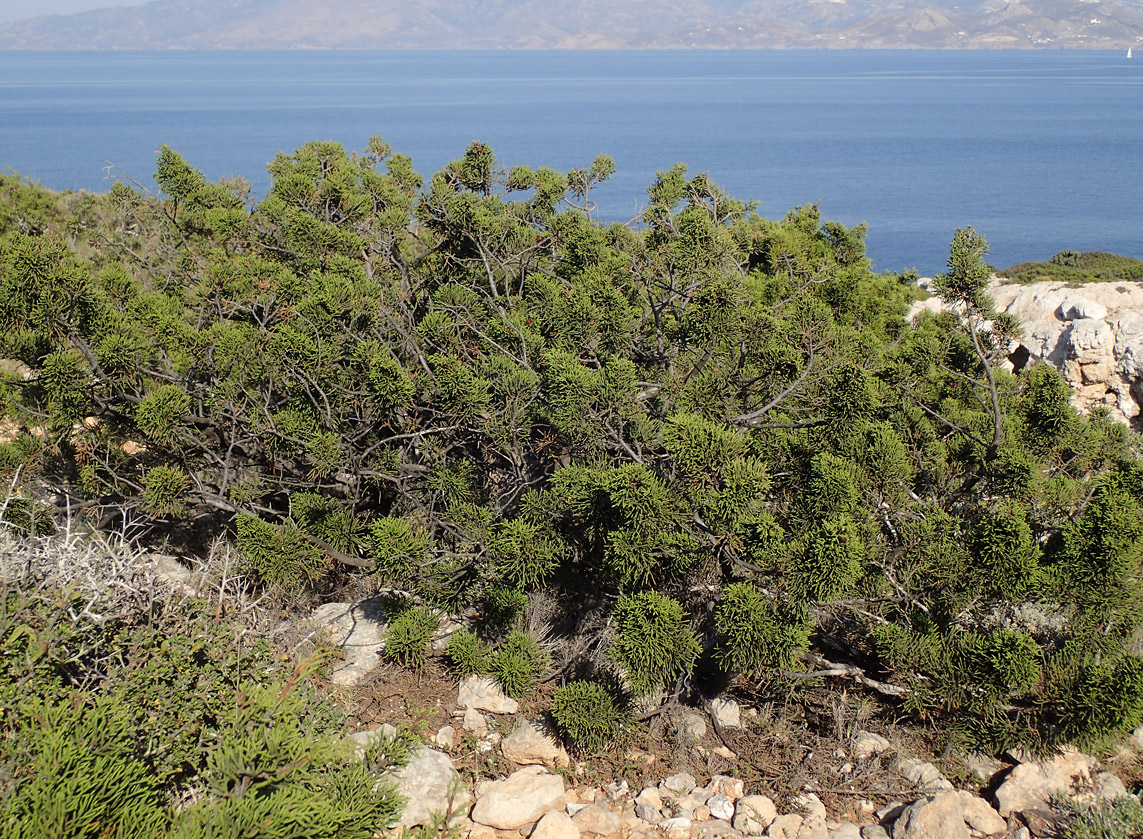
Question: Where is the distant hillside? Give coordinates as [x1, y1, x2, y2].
[2, 0, 1143, 49]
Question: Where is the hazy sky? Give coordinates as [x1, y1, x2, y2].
[0, 0, 147, 25]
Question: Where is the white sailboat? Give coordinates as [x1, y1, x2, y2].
[1129, 47, 1134, 58]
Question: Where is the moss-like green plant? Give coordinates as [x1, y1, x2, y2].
[382, 606, 440, 670]
[368, 516, 432, 582]
[551, 680, 628, 752]
[141, 464, 191, 517]
[489, 518, 563, 591]
[135, 385, 191, 445]
[235, 513, 325, 592]
[445, 628, 491, 677]
[715, 583, 810, 677]
[610, 591, 699, 697]
[490, 630, 548, 699]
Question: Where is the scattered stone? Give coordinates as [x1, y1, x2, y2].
[467, 824, 498, 839]
[795, 793, 828, 839]
[1058, 298, 1109, 322]
[502, 719, 571, 768]
[463, 706, 489, 736]
[149, 554, 197, 596]
[875, 802, 907, 823]
[306, 597, 389, 686]
[663, 772, 698, 795]
[852, 731, 891, 761]
[681, 711, 708, 740]
[572, 803, 622, 836]
[457, 674, 519, 714]
[533, 811, 581, 839]
[636, 787, 664, 810]
[830, 825, 861, 839]
[733, 795, 777, 834]
[434, 725, 456, 750]
[635, 803, 662, 824]
[694, 819, 744, 839]
[708, 794, 735, 821]
[962, 752, 1003, 784]
[992, 750, 1104, 817]
[386, 747, 469, 829]
[470, 766, 566, 830]
[1130, 725, 1143, 752]
[713, 746, 739, 761]
[860, 827, 890, 839]
[661, 818, 693, 839]
[794, 793, 827, 820]
[708, 775, 745, 801]
[890, 791, 1006, 839]
[956, 790, 1006, 836]
[897, 758, 954, 792]
[567, 802, 590, 817]
[605, 779, 629, 801]
[766, 814, 803, 839]
[676, 790, 710, 816]
[710, 697, 742, 729]
[891, 793, 970, 839]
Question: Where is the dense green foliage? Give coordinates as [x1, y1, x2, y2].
[0, 547, 405, 838]
[1054, 794, 1143, 839]
[999, 250, 1143, 284]
[4, 136, 1143, 757]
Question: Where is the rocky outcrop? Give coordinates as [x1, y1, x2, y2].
[913, 279, 1143, 427]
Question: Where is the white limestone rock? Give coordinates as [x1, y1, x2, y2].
[533, 810, 582, 839]
[502, 719, 570, 768]
[710, 697, 743, 729]
[663, 772, 698, 794]
[572, 803, 622, 836]
[470, 766, 566, 830]
[766, 814, 803, 839]
[992, 750, 1097, 817]
[852, 731, 891, 761]
[733, 795, 778, 834]
[1058, 298, 1109, 322]
[306, 597, 389, 686]
[386, 747, 469, 829]
[708, 793, 736, 821]
[457, 674, 519, 714]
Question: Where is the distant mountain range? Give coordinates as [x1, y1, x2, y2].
[2, 0, 1142, 50]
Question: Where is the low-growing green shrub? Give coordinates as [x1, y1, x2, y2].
[609, 591, 699, 697]
[551, 680, 629, 752]
[0, 532, 407, 839]
[382, 605, 440, 669]
[445, 628, 491, 677]
[714, 583, 811, 677]
[1054, 794, 1143, 839]
[490, 630, 548, 699]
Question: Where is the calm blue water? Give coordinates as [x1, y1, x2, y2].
[1, 50, 1141, 275]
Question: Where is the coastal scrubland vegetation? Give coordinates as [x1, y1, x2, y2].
[4, 137, 1143, 832]
[998, 249, 1143, 285]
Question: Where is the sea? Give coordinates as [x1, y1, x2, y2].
[1, 49, 1141, 276]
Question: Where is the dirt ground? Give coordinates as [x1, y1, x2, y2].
[335, 654, 955, 820]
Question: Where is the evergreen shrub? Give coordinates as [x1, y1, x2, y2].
[489, 630, 549, 699]
[550, 680, 629, 752]
[609, 591, 699, 697]
[381, 605, 440, 670]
